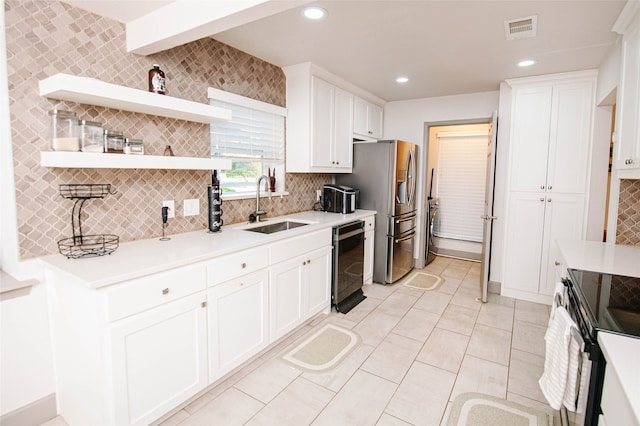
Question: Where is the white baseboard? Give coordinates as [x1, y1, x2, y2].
[0, 394, 57, 426]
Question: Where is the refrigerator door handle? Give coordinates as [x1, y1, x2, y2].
[395, 216, 415, 224]
[407, 149, 416, 207]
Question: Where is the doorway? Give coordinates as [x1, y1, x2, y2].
[422, 122, 491, 262]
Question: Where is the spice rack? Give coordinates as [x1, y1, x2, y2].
[58, 184, 119, 259]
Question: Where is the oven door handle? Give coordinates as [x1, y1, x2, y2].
[337, 228, 364, 241]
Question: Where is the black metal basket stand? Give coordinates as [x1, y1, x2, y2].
[58, 184, 119, 259]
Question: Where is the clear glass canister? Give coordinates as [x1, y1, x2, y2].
[104, 130, 124, 153]
[49, 109, 79, 151]
[79, 120, 103, 152]
[124, 138, 144, 155]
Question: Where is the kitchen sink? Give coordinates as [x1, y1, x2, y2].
[243, 220, 309, 234]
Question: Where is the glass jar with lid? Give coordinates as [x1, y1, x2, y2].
[49, 109, 79, 151]
[104, 130, 124, 154]
[78, 120, 103, 152]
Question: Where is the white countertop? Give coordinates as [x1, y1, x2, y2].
[38, 210, 376, 289]
[598, 331, 640, 423]
[556, 239, 640, 278]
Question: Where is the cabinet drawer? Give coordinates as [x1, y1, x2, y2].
[207, 246, 269, 287]
[104, 264, 206, 322]
[270, 228, 332, 265]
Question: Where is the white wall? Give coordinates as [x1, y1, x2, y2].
[0, 1, 55, 417]
[596, 39, 621, 106]
[383, 91, 499, 270]
[0, 285, 55, 416]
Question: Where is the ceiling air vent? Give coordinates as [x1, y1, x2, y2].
[504, 15, 538, 40]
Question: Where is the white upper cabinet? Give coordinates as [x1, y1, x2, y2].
[354, 96, 383, 141]
[309, 77, 353, 171]
[509, 80, 593, 194]
[613, 8, 640, 175]
[283, 62, 384, 173]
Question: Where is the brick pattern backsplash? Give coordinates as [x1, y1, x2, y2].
[616, 179, 640, 246]
[5, 0, 331, 259]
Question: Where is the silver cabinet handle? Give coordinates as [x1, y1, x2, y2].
[302, 261, 307, 266]
[547, 198, 552, 202]
[162, 288, 169, 295]
[555, 261, 560, 266]
[201, 301, 207, 308]
[548, 186, 552, 190]
[241, 262, 246, 269]
[540, 198, 544, 202]
[540, 185, 545, 190]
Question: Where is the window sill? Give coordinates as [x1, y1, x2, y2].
[221, 191, 289, 201]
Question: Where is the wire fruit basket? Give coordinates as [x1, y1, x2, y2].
[58, 184, 119, 259]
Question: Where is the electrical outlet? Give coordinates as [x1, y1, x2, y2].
[184, 199, 199, 216]
[162, 200, 175, 218]
[316, 190, 322, 202]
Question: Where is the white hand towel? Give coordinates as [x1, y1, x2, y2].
[576, 353, 592, 414]
[539, 306, 573, 410]
[562, 328, 583, 411]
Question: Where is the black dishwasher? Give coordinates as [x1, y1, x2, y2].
[332, 221, 366, 313]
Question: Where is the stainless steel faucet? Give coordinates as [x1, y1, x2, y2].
[254, 175, 271, 222]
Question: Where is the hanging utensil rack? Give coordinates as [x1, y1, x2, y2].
[58, 183, 119, 259]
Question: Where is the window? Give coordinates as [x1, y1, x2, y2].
[432, 130, 488, 242]
[208, 88, 286, 195]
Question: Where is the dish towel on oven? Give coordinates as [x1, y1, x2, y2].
[538, 306, 577, 410]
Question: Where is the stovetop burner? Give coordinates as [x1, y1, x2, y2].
[568, 268, 640, 337]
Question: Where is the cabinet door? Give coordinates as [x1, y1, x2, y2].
[269, 257, 304, 342]
[615, 17, 640, 170]
[369, 103, 383, 139]
[333, 87, 354, 171]
[353, 97, 369, 137]
[509, 86, 553, 192]
[540, 193, 586, 296]
[311, 77, 334, 168]
[110, 293, 208, 426]
[502, 192, 546, 293]
[547, 81, 593, 193]
[208, 270, 269, 382]
[305, 247, 332, 316]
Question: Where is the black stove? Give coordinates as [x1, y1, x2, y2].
[567, 268, 640, 338]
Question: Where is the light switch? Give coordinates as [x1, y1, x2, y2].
[184, 199, 200, 216]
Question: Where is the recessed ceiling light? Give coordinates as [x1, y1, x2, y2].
[396, 76, 409, 83]
[518, 59, 535, 67]
[302, 6, 327, 20]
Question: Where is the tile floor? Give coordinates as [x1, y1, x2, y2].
[44, 256, 556, 426]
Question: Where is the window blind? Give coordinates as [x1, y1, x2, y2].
[432, 131, 488, 243]
[209, 99, 284, 162]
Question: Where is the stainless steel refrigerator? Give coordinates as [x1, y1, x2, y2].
[336, 140, 417, 284]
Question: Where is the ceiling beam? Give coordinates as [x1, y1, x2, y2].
[126, 0, 311, 55]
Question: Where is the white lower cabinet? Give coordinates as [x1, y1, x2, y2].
[208, 270, 269, 382]
[110, 293, 208, 426]
[503, 192, 585, 299]
[269, 246, 331, 342]
[363, 215, 375, 284]
[45, 225, 337, 425]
